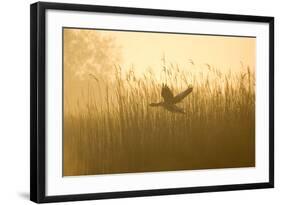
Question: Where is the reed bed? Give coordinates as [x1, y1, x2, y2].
[63, 62, 255, 176]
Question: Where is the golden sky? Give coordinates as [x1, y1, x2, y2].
[63, 28, 256, 81]
[95, 29, 256, 75]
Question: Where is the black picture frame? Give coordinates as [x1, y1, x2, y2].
[30, 1, 274, 203]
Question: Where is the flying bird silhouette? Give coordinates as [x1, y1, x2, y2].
[150, 84, 193, 114]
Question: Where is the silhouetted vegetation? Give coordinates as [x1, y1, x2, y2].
[63, 61, 255, 176]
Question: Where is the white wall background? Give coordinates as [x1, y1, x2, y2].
[0, 0, 279, 204]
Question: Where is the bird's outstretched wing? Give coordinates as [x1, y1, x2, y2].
[173, 87, 193, 103]
[161, 84, 174, 103]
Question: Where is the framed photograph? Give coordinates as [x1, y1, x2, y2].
[30, 1, 274, 203]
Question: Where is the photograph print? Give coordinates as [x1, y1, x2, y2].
[63, 28, 255, 176]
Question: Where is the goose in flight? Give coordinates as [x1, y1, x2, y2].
[149, 84, 193, 114]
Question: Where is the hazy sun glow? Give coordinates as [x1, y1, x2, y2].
[97, 29, 256, 76]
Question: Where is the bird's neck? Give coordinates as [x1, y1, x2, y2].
[150, 102, 164, 107]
